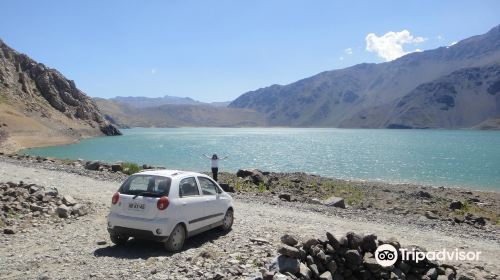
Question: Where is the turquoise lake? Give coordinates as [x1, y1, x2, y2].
[22, 128, 500, 190]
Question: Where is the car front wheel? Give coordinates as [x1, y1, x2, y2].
[164, 224, 186, 252]
[220, 208, 234, 231]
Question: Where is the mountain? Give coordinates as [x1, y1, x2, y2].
[95, 98, 266, 127]
[0, 39, 120, 153]
[109, 95, 231, 108]
[229, 25, 500, 129]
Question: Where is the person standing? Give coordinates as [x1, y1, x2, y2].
[203, 154, 227, 181]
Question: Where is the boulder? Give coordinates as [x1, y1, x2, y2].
[319, 271, 333, 280]
[111, 164, 122, 172]
[236, 169, 265, 184]
[236, 169, 255, 178]
[425, 211, 439, 220]
[278, 245, 301, 258]
[56, 205, 70, 218]
[345, 250, 362, 267]
[322, 196, 346, 208]
[62, 195, 76, 206]
[72, 204, 88, 216]
[3, 227, 16, 234]
[299, 263, 312, 280]
[85, 161, 101, 171]
[219, 183, 235, 193]
[278, 193, 291, 202]
[449, 201, 463, 210]
[269, 255, 300, 275]
[280, 234, 299, 246]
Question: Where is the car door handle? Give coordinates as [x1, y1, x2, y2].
[182, 202, 187, 206]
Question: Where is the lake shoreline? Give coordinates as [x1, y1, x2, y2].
[1, 153, 498, 230]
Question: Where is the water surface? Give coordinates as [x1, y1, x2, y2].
[22, 128, 500, 190]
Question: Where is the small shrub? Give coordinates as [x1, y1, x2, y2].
[258, 182, 267, 193]
[121, 162, 142, 175]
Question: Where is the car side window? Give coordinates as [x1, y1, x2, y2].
[179, 177, 199, 197]
[198, 177, 218, 196]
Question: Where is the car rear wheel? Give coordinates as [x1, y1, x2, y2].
[220, 208, 234, 231]
[110, 233, 129, 245]
[164, 224, 186, 252]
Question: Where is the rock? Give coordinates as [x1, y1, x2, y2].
[56, 205, 70, 218]
[100, 124, 122, 136]
[345, 250, 362, 267]
[236, 169, 254, 178]
[425, 211, 439, 219]
[3, 227, 16, 234]
[414, 191, 432, 199]
[346, 232, 363, 249]
[361, 234, 378, 253]
[363, 254, 382, 274]
[426, 268, 438, 279]
[309, 264, 319, 277]
[449, 201, 463, 210]
[304, 237, 319, 248]
[326, 261, 337, 274]
[277, 245, 301, 258]
[72, 204, 88, 216]
[319, 271, 333, 280]
[299, 263, 312, 280]
[219, 183, 235, 193]
[322, 196, 346, 208]
[278, 193, 291, 202]
[85, 161, 102, 171]
[62, 195, 76, 206]
[280, 234, 299, 246]
[326, 232, 340, 249]
[269, 255, 300, 275]
[111, 164, 122, 172]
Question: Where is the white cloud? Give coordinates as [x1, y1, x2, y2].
[344, 48, 353, 55]
[437, 35, 443, 40]
[339, 56, 344, 61]
[365, 30, 426, 61]
[151, 69, 156, 75]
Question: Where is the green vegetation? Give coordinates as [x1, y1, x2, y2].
[0, 94, 8, 103]
[258, 182, 266, 193]
[121, 162, 142, 175]
[320, 181, 365, 205]
[455, 201, 499, 225]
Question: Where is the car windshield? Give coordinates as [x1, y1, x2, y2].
[119, 175, 171, 197]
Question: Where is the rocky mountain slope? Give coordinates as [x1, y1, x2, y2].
[229, 25, 500, 129]
[95, 98, 267, 128]
[110, 95, 231, 108]
[0, 39, 120, 153]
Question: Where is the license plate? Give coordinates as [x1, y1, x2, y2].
[128, 203, 145, 211]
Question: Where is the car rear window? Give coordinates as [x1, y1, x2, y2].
[119, 175, 171, 197]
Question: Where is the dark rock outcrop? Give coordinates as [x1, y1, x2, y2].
[0, 38, 121, 138]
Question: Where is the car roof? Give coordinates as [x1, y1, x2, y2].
[135, 169, 207, 178]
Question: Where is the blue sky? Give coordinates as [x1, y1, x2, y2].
[1, 1, 499, 102]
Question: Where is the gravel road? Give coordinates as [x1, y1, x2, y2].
[0, 161, 498, 279]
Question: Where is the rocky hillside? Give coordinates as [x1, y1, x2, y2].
[95, 98, 267, 128]
[0, 39, 120, 153]
[229, 25, 500, 129]
[110, 95, 231, 108]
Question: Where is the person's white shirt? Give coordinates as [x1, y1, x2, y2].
[211, 159, 219, 168]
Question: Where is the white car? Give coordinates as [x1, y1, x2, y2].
[107, 170, 234, 252]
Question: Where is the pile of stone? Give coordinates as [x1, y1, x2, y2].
[258, 232, 458, 280]
[0, 181, 89, 234]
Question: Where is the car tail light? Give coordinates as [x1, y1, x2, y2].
[112, 192, 120, 205]
[157, 196, 169, 210]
